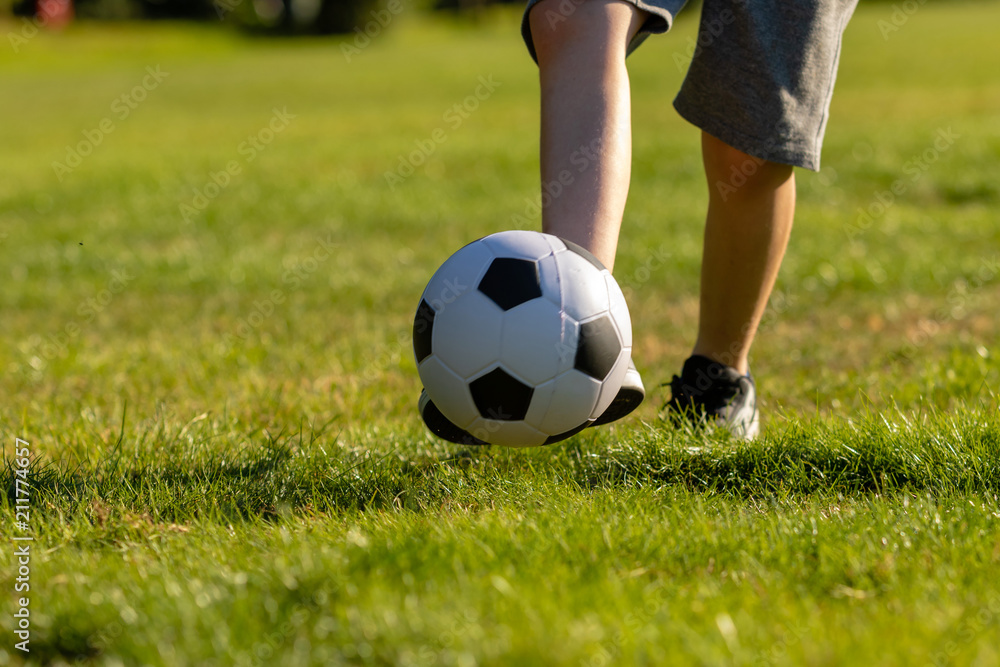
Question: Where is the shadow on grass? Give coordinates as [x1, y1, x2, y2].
[580, 414, 1000, 496]
[4, 412, 999, 526]
[3, 436, 410, 523]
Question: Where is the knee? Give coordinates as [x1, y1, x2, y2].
[529, 0, 589, 63]
[530, 0, 628, 66]
[702, 133, 793, 202]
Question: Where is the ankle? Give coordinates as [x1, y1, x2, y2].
[689, 348, 749, 376]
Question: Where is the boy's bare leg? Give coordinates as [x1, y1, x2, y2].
[531, 1, 793, 377]
[530, 0, 647, 272]
[692, 132, 796, 375]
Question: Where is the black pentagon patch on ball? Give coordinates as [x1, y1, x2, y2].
[560, 238, 608, 272]
[574, 316, 621, 380]
[422, 396, 489, 446]
[412, 299, 435, 363]
[469, 367, 534, 421]
[477, 258, 542, 311]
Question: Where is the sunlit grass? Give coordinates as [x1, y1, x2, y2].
[1, 2, 999, 664]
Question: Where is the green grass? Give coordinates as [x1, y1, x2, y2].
[2, 2, 1000, 664]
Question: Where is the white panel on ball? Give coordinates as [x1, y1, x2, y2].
[605, 272, 633, 348]
[523, 378, 555, 431]
[541, 234, 568, 256]
[418, 356, 479, 429]
[482, 230, 555, 262]
[537, 253, 563, 309]
[499, 298, 565, 386]
[432, 292, 504, 379]
[534, 369, 602, 435]
[557, 250, 611, 323]
[465, 417, 548, 447]
[414, 230, 637, 447]
[420, 241, 493, 312]
[592, 348, 631, 418]
[555, 316, 579, 374]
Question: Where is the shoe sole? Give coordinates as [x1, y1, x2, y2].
[591, 362, 645, 427]
[668, 407, 760, 441]
[736, 408, 760, 440]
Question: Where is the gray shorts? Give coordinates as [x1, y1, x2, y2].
[522, 0, 858, 170]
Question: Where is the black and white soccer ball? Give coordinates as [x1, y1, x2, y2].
[413, 230, 632, 447]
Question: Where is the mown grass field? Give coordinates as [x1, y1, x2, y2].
[2, 1, 1000, 664]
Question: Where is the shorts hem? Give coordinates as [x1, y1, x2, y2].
[673, 96, 822, 171]
[521, 0, 680, 64]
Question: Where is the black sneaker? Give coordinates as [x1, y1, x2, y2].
[418, 360, 645, 445]
[663, 355, 760, 440]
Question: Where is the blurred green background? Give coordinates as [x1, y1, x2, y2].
[2, 1, 1000, 664]
[4, 0, 526, 34]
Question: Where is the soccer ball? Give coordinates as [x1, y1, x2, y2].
[413, 230, 632, 447]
